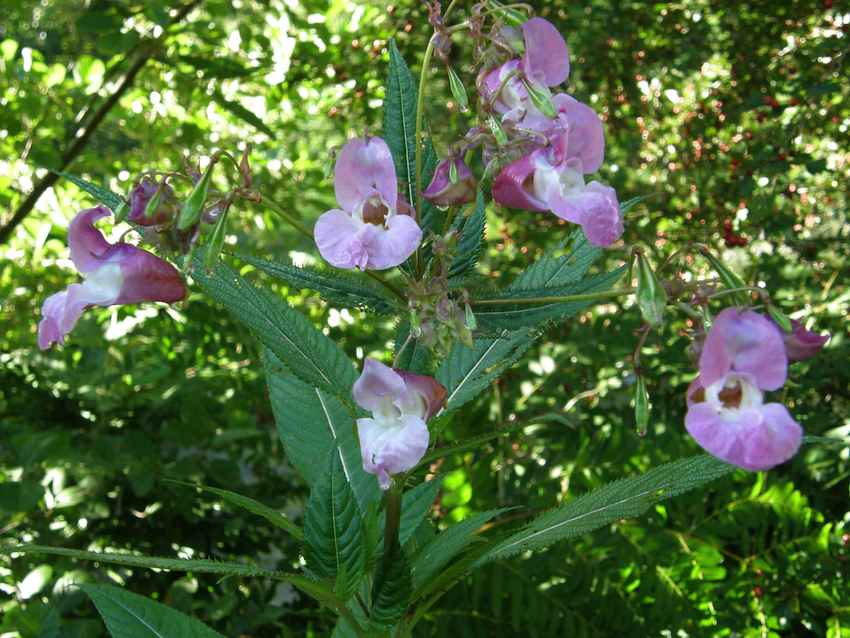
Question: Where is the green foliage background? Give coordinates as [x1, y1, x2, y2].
[1, 0, 848, 636]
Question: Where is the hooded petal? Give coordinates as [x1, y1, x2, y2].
[357, 415, 429, 490]
[334, 137, 398, 212]
[314, 209, 369, 270]
[782, 319, 830, 362]
[68, 206, 112, 273]
[521, 18, 569, 87]
[358, 214, 422, 270]
[552, 94, 605, 173]
[353, 358, 406, 414]
[107, 243, 186, 304]
[423, 157, 476, 207]
[700, 308, 787, 390]
[548, 181, 623, 247]
[395, 369, 447, 420]
[492, 152, 549, 212]
[685, 402, 801, 471]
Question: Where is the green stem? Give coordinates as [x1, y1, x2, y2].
[706, 286, 766, 301]
[382, 481, 403, 563]
[413, 35, 437, 276]
[258, 190, 407, 302]
[470, 287, 635, 306]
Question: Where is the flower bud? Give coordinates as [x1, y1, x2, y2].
[177, 162, 214, 230]
[523, 79, 557, 118]
[423, 157, 476, 207]
[129, 177, 176, 226]
[447, 66, 469, 112]
[487, 115, 508, 146]
[635, 251, 667, 327]
[634, 375, 650, 437]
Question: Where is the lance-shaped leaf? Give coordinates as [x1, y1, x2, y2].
[448, 190, 486, 280]
[476, 454, 734, 564]
[304, 451, 365, 597]
[238, 253, 400, 314]
[370, 540, 412, 629]
[81, 584, 225, 638]
[384, 39, 419, 209]
[56, 171, 125, 211]
[437, 329, 536, 412]
[193, 256, 357, 397]
[264, 351, 379, 511]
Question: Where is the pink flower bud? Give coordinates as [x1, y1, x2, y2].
[423, 157, 476, 207]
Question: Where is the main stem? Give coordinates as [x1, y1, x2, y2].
[470, 287, 635, 306]
[382, 481, 403, 569]
[413, 35, 437, 276]
[258, 191, 407, 302]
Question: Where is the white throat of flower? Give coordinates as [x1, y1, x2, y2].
[82, 263, 124, 305]
[704, 372, 763, 420]
[371, 391, 426, 425]
[532, 157, 585, 203]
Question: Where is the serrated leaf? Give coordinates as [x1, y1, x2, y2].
[212, 90, 275, 137]
[436, 329, 536, 412]
[238, 253, 400, 314]
[304, 451, 365, 597]
[412, 509, 507, 588]
[165, 479, 302, 540]
[81, 583, 225, 638]
[477, 454, 734, 563]
[264, 352, 380, 511]
[370, 541, 412, 629]
[56, 171, 125, 211]
[393, 321, 431, 375]
[384, 39, 419, 208]
[192, 255, 357, 397]
[448, 190, 486, 279]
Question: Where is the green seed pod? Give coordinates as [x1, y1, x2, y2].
[464, 302, 477, 331]
[634, 376, 650, 437]
[177, 162, 214, 230]
[635, 251, 667, 327]
[767, 305, 793, 333]
[447, 66, 469, 113]
[487, 115, 508, 146]
[143, 185, 163, 220]
[494, 6, 528, 30]
[523, 80, 557, 119]
[204, 202, 230, 269]
[699, 246, 748, 305]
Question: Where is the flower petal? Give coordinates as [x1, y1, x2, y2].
[357, 415, 429, 490]
[314, 209, 369, 270]
[492, 152, 549, 212]
[552, 94, 605, 173]
[107, 243, 186, 304]
[359, 214, 422, 270]
[353, 358, 406, 413]
[395, 369, 447, 420]
[521, 17, 569, 86]
[334, 137, 398, 213]
[782, 319, 830, 362]
[68, 206, 112, 273]
[700, 308, 787, 390]
[548, 181, 623, 247]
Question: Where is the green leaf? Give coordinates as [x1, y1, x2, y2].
[164, 479, 303, 540]
[449, 190, 486, 279]
[238, 253, 400, 314]
[212, 90, 275, 137]
[264, 352, 380, 511]
[304, 451, 365, 597]
[192, 255, 357, 397]
[383, 39, 418, 208]
[411, 509, 507, 588]
[393, 321, 431, 375]
[370, 541, 412, 629]
[476, 454, 734, 564]
[56, 172, 125, 211]
[436, 329, 536, 412]
[80, 583, 225, 638]
[0, 480, 44, 513]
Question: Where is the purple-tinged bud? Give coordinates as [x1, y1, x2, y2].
[780, 319, 830, 362]
[128, 178, 177, 226]
[423, 157, 476, 207]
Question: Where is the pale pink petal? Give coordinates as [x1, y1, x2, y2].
[521, 18, 569, 86]
[700, 308, 787, 390]
[685, 403, 741, 465]
[334, 137, 398, 212]
[359, 214, 422, 270]
[68, 206, 112, 273]
[108, 244, 186, 304]
[552, 94, 605, 173]
[314, 209, 369, 270]
[395, 370, 447, 420]
[782, 319, 830, 362]
[548, 181, 623, 247]
[741, 403, 802, 470]
[37, 276, 120, 350]
[357, 415, 429, 490]
[353, 358, 406, 413]
[492, 152, 548, 212]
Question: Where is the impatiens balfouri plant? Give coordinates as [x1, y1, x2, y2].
[7, 3, 835, 636]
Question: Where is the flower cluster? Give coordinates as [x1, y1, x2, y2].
[478, 18, 623, 246]
[38, 206, 186, 349]
[686, 308, 828, 470]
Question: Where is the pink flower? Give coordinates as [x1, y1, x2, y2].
[686, 308, 802, 471]
[779, 319, 830, 362]
[37, 206, 187, 350]
[128, 177, 177, 226]
[423, 156, 476, 207]
[314, 137, 422, 270]
[492, 145, 622, 246]
[353, 358, 446, 490]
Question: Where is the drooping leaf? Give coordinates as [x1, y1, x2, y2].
[449, 190, 486, 279]
[304, 451, 365, 597]
[436, 329, 536, 412]
[192, 255, 357, 397]
[165, 479, 303, 540]
[370, 541, 413, 629]
[383, 39, 419, 208]
[56, 171, 125, 211]
[81, 583, 225, 638]
[476, 454, 734, 563]
[264, 351, 380, 511]
[238, 253, 401, 314]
